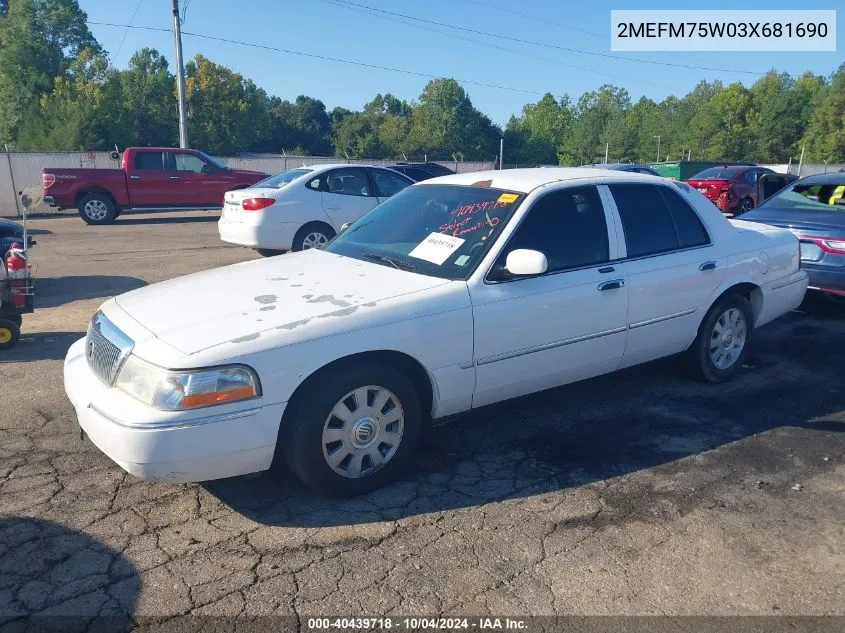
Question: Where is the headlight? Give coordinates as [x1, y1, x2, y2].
[114, 355, 261, 411]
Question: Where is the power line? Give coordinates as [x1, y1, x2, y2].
[110, 0, 144, 65]
[320, 0, 676, 91]
[326, 0, 766, 76]
[464, 0, 606, 40]
[87, 21, 547, 96]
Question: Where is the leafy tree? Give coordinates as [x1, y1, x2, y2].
[800, 64, 845, 162]
[0, 0, 100, 144]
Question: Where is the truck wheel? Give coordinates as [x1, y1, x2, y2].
[0, 319, 21, 351]
[280, 363, 423, 497]
[686, 293, 753, 383]
[78, 193, 117, 225]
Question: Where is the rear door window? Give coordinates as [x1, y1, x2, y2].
[133, 151, 163, 171]
[609, 183, 680, 257]
[324, 167, 373, 197]
[658, 186, 710, 248]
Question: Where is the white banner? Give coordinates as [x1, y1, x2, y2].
[611, 10, 836, 51]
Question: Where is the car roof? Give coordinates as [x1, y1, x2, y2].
[292, 163, 403, 172]
[790, 172, 845, 185]
[422, 167, 663, 194]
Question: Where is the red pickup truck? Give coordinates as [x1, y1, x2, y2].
[42, 147, 270, 225]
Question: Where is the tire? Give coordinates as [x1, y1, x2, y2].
[280, 363, 423, 497]
[686, 293, 753, 383]
[0, 319, 21, 351]
[3, 313, 22, 327]
[255, 248, 286, 257]
[291, 222, 335, 252]
[737, 197, 755, 214]
[78, 193, 117, 225]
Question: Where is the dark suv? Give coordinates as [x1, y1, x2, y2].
[384, 162, 456, 182]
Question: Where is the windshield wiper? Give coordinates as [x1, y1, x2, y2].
[362, 252, 416, 271]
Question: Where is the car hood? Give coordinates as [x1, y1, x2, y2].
[113, 250, 453, 356]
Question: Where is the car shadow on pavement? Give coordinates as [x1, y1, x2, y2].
[35, 276, 146, 309]
[206, 311, 845, 527]
[0, 331, 84, 363]
[115, 214, 219, 226]
[0, 516, 140, 632]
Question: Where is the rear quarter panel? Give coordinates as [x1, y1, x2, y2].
[43, 168, 130, 207]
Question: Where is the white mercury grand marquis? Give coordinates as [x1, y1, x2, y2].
[64, 168, 809, 496]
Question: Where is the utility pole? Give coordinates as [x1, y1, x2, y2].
[653, 135, 661, 163]
[604, 142, 609, 164]
[499, 138, 504, 169]
[172, 0, 188, 148]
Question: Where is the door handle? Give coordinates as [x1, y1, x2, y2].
[170, 176, 180, 180]
[598, 279, 625, 291]
[325, 206, 341, 212]
[699, 261, 717, 271]
[130, 175, 141, 181]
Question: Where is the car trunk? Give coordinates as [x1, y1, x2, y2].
[685, 178, 731, 201]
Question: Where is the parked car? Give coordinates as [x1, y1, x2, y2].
[64, 168, 807, 496]
[42, 147, 270, 225]
[218, 164, 414, 256]
[383, 162, 455, 182]
[0, 218, 35, 252]
[742, 172, 845, 302]
[685, 165, 774, 216]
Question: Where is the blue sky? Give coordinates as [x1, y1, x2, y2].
[81, 0, 842, 126]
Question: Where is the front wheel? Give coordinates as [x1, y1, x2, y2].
[737, 197, 755, 214]
[686, 294, 753, 383]
[280, 364, 422, 497]
[0, 319, 21, 351]
[78, 193, 117, 225]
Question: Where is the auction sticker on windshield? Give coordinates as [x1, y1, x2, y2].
[409, 232, 466, 265]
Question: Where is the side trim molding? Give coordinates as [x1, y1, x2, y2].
[475, 326, 627, 367]
[628, 308, 696, 330]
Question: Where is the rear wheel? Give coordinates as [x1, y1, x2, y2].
[291, 222, 335, 252]
[686, 293, 753, 383]
[0, 319, 21, 351]
[280, 363, 422, 497]
[738, 197, 755, 214]
[78, 193, 117, 225]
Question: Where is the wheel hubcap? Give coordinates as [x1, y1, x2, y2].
[710, 308, 747, 370]
[0, 328, 11, 344]
[85, 200, 108, 220]
[302, 232, 328, 250]
[321, 385, 404, 479]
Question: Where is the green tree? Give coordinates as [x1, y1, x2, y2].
[0, 0, 101, 144]
[800, 64, 845, 162]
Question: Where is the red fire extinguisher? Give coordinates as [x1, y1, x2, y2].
[5, 242, 27, 309]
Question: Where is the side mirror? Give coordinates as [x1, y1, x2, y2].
[505, 249, 548, 276]
[339, 222, 351, 234]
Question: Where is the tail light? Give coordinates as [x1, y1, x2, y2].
[241, 197, 275, 211]
[796, 235, 845, 255]
[42, 173, 56, 188]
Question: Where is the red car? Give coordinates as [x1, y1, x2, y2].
[685, 165, 773, 216]
[43, 147, 270, 225]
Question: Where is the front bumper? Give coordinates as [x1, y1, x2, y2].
[63, 338, 285, 483]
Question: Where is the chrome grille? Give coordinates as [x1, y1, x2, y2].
[86, 312, 134, 385]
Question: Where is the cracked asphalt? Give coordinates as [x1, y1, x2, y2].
[1, 211, 844, 624]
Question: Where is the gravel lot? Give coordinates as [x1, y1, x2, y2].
[1, 210, 844, 625]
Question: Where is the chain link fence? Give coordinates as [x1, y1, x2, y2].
[1, 150, 841, 218]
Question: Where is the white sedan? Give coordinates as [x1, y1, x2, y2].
[64, 168, 808, 497]
[217, 163, 414, 256]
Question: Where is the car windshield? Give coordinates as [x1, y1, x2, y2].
[691, 166, 744, 179]
[758, 180, 845, 212]
[325, 184, 525, 280]
[196, 151, 226, 170]
[253, 168, 313, 188]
